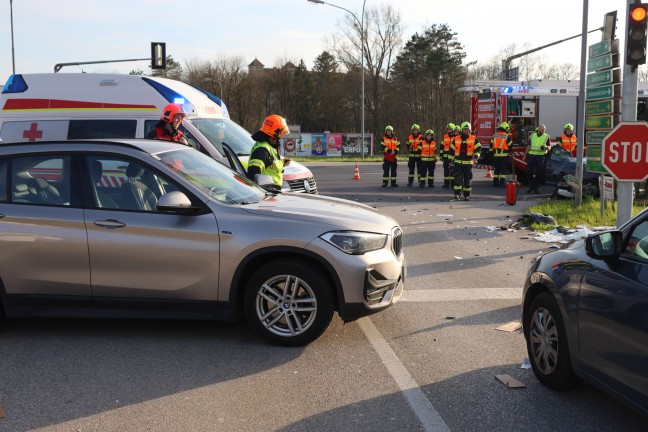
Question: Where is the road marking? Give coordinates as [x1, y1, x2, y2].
[401, 288, 522, 302]
[358, 317, 450, 432]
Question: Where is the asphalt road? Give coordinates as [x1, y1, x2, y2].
[0, 162, 645, 432]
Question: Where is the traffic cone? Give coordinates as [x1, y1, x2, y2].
[353, 164, 361, 180]
[485, 166, 493, 178]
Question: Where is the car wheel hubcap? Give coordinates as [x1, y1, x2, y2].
[255, 274, 317, 338]
[530, 307, 559, 375]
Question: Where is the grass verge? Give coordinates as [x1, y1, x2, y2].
[526, 196, 646, 231]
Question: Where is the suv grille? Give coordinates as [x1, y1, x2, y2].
[392, 227, 402, 258]
[286, 177, 318, 194]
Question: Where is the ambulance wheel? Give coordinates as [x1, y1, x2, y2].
[244, 259, 334, 346]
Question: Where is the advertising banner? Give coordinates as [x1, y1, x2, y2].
[342, 133, 372, 157]
[326, 133, 342, 157]
[311, 133, 327, 156]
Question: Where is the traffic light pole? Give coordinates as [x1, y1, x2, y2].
[618, 0, 640, 226]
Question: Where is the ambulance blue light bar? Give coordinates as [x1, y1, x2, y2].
[2, 74, 28, 94]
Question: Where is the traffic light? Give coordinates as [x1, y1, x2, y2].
[151, 42, 166, 70]
[627, 3, 648, 66]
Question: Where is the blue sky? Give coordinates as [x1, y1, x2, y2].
[0, 0, 631, 84]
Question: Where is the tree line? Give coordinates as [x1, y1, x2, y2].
[131, 4, 622, 142]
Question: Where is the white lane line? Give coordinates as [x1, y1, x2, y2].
[402, 288, 522, 302]
[357, 317, 450, 432]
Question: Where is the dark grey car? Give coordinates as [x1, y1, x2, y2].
[522, 209, 648, 417]
[0, 140, 405, 346]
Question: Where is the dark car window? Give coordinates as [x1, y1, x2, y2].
[0, 159, 7, 202]
[67, 120, 137, 139]
[144, 120, 202, 152]
[10, 155, 72, 206]
[624, 220, 648, 261]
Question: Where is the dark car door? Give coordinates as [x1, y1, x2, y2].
[578, 217, 648, 407]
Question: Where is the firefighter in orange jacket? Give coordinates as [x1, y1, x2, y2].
[490, 122, 513, 187]
[419, 129, 438, 188]
[148, 103, 190, 145]
[406, 124, 423, 186]
[556, 123, 577, 156]
[449, 121, 481, 201]
[440, 123, 455, 188]
[380, 125, 400, 187]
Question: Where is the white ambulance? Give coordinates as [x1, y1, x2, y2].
[0, 73, 318, 194]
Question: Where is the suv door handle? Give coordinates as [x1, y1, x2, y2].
[94, 219, 126, 229]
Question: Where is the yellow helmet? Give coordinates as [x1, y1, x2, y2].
[461, 121, 471, 131]
[564, 123, 574, 131]
[411, 123, 421, 132]
[425, 129, 434, 136]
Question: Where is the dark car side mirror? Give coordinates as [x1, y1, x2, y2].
[585, 230, 624, 260]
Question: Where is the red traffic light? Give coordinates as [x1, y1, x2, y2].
[631, 5, 647, 21]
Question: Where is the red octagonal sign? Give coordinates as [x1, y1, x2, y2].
[602, 122, 648, 182]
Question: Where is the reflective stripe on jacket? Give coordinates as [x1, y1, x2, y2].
[408, 134, 423, 158]
[381, 136, 399, 162]
[529, 133, 550, 156]
[249, 141, 284, 186]
[420, 139, 437, 161]
[491, 132, 510, 156]
[451, 135, 481, 164]
[558, 134, 577, 153]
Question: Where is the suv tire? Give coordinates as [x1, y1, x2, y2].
[244, 259, 334, 346]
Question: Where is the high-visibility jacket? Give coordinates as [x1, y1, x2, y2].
[248, 141, 284, 186]
[420, 139, 437, 161]
[490, 131, 511, 157]
[381, 136, 399, 162]
[451, 135, 481, 164]
[529, 132, 551, 156]
[557, 134, 577, 154]
[407, 134, 423, 158]
[441, 133, 453, 159]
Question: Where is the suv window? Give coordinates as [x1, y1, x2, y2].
[144, 120, 201, 151]
[68, 120, 137, 139]
[11, 155, 71, 206]
[85, 155, 182, 212]
[0, 159, 7, 202]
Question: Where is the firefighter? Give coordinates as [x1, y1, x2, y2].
[525, 124, 551, 194]
[148, 103, 190, 145]
[419, 129, 438, 187]
[406, 124, 423, 186]
[246, 114, 291, 188]
[380, 125, 400, 187]
[490, 122, 513, 187]
[450, 121, 481, 201]
[440, 123, 455, 188]
[556, 123, 577, 156]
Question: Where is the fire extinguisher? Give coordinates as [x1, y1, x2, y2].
[506, 154, 519, 205]
[506, 179, 519, 205]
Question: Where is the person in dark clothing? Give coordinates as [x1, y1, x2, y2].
[246, 114, 291, 188]
[147, 103, 190, 145]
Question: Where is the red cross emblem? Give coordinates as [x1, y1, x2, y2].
[23, 123, 43, 141]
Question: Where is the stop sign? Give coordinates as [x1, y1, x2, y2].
[602, 122, 648, 181]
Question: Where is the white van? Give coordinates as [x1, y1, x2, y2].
[0, 73, 317, 194]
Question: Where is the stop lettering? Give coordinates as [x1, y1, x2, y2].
[602, 122, 648, 182]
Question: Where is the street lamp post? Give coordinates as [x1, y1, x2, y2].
[10, 0, 16, 74]
[308, 0, 366, 159]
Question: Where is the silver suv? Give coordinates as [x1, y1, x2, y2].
[0, 140, 405, 345]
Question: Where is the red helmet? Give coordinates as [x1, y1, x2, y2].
[161, 103, 187, 123]
[260, 114, 290, 140]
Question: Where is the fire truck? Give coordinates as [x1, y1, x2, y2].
[463, 79, 648, 184]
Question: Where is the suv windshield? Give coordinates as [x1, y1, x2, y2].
[186, 118, 254, 157]
[154, 148, 266, 205]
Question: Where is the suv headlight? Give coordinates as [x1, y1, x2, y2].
[320, 231, 387, 255]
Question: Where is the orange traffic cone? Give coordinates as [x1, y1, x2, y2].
[353, 164, 361, 180]
[485, 166, 493, 178]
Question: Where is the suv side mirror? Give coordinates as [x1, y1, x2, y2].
[585, 230, 624, 260]
[157, 191, 200, 214]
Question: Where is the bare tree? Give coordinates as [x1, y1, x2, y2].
[329, 4, 404, 135]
